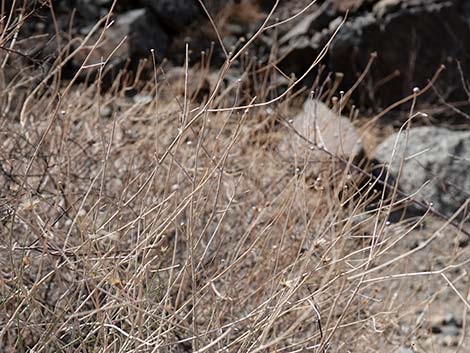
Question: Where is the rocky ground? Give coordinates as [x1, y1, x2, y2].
[24, 0, 469, 108]
[1, 1, 469, 352]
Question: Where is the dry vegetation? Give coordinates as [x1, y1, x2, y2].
[1, 2, 469, 353]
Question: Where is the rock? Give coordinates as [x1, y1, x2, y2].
[257, 0, 277, 11]
[374, 126, 470, 218]
[142, 0, 203, 33]
[280, 99, 363, 176]
[279, 0, 470, 110]
[76, 8, 168, 69]
[279, 2, 332, 45]
[428, 313, 462, 347]
[277, 3, 336, 75]
[74, 0, 118, 19]
[329, 0, 470, 107]
[132, 94, 153, 105]
[331, 0, 369, 13]
[373, 0, 403, 18]
[100, 105, 113, 118]
[394, 348, 413, 353]
[123, 9, 169, 61]
[75, 0, 104, 20]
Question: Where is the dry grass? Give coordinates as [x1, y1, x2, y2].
[1, 2, 469, 353]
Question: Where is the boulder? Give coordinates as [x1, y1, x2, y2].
[374, 126, 470, 218]
[280, 99, 363, 176]
[279, 0, 470, 110]
[75, 8, 168, 69]
[142, 0, 204, 33]
[125, 9, 169, 61]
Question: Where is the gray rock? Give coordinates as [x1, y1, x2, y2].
[280, 99, 363, 176]
[373, 0, 403, 18]
[330, 0, 368, 13]
[279, 2, 331, 45]
[394, 348, 413, 353]
[374, 126, 470, 218]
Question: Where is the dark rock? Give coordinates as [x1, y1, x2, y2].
[126, 9, 169, 61]
[142, 0, 204, 33]
[76, 8, 168, 68]
[280, 0, 470, 110]
[75, 0, 107, 20]
[331, 0, 470, 107]
[374, 126, 470, 219]
[257, 0, 277, 11]
[277, 3, 336, 75]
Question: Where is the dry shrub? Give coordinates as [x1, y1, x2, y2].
[1, 2, 469, 353]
